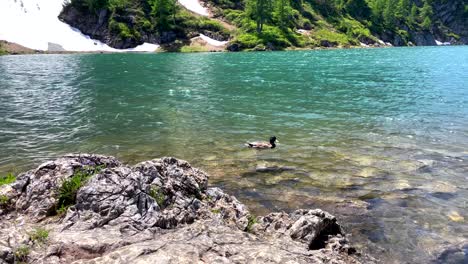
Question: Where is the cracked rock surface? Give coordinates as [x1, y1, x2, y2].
[0, 154, 367, 264]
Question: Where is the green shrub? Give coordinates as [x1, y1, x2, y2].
[56, 165, 104, 214]
[246, 214, 257, 232]
[447, 32, 460, 40]
[14, 245, 29, 262]
[224, 9, 245, 25]
[0, 173, 16, 186]
[338, 18, 375, 43]
[235, 33, 261, 48]
[29, 228, 49, 244]
[313, 29, 353, 46]
[396, 29, 409, 44]
[149, 186, 165, 206]
[0, 195, 9, 206]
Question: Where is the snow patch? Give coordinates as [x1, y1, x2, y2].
[0, 0, 159, 52]
[199, 34, 227, 46]
[435, 40, 451, 46]
[360, 42, 369, 47]
[178, 0, 209, 16]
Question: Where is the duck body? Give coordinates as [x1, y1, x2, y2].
[246, 136, 277, 149]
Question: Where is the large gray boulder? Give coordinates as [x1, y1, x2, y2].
[0, 154, 366, 264]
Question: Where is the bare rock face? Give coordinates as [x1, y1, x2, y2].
[9, 154, 121, 219]
[0, 154, 366, 264]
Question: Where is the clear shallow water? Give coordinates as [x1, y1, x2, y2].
[1, 47, 467, 263]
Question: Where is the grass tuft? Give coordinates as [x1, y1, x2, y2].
[0, 195, 9, 206]
[0, 173, 16, 186]
[149, 186, 166, 206]
[14, 245, 30, 262]
[29, 227, 49, 244]
[55, 165, 105, 214]
[180, 45, 209, 53]
[246, 214, 257, 233]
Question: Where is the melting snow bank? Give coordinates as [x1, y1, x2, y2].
[435, 40, 451, 46]
[178, 0, 209, 16]
[0, 0, 158, 52]
[199, 34, 227, 46]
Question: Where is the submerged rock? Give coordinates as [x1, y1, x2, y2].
[0, 154, 369, 263]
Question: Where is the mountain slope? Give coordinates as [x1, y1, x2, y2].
[1, 0, 467, 51]
[59, 0, 467, 51]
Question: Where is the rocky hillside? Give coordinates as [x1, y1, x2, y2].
[58, 0, 468, 51]
[0, 154, 372, 263]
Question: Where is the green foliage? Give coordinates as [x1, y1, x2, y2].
[273, 0, 293, 29]
[29, 228, 49, 244]
[69, 0, 450, 50]
[246, 0, 273, 33]
[338, 18, 374, 42]
[395, 0, 410, 19]
[0, 173, 16, 186]
[0, 195, 9, 206]
[246, 214, 257, 232]
[447, 32, 460, 40]
[14, 245, 30, 262]
[408, 4, 418, 25]
[0, 42, 7, 56]
[56, 165, 104, 214]
[148, 186, 165, 206]
[420, 1, 433, 30]
[149, 0, 178, 30]
[344, 0, 371, 20]
[211, 208, 221, 214]
[180, 45, 209, 52]
[314, 29, 353, 46]
[421, 16, 432, 30]
[71, 0, 108, 12]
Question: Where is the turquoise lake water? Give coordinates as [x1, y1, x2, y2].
[0, 47, 467, 263]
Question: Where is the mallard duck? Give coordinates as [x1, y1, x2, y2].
[246, 136, 278, 149]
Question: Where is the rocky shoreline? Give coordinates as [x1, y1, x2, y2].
[0, 154, 373, 263]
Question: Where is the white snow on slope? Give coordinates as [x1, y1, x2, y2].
[435, 40, 451, 46]
[178, 0, 209, 16]
[199, 34, 227, 46]
[0, 0, 159, 52]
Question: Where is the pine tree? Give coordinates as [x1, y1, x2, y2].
[408, 3, 418, 25]
[274, 0, 292, 29]
[246, 0, 273, 33]
[383, 0, 397, 27]
[345, 0, 371, 20]
[150, 0, 177, 30]
[396, 0, 410, 19]
[420, 1, 433, 30]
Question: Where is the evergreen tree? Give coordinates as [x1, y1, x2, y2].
[408, 3, 418, 25]
[150, 0, 177, 30]
[246, 0, 273, 33]
[345, 0, 371, 20]
[396, 0, 410, 19]
[420, 1, 433, 30]
[383, 0, 397, 27]
[274, 0, 292, 29]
